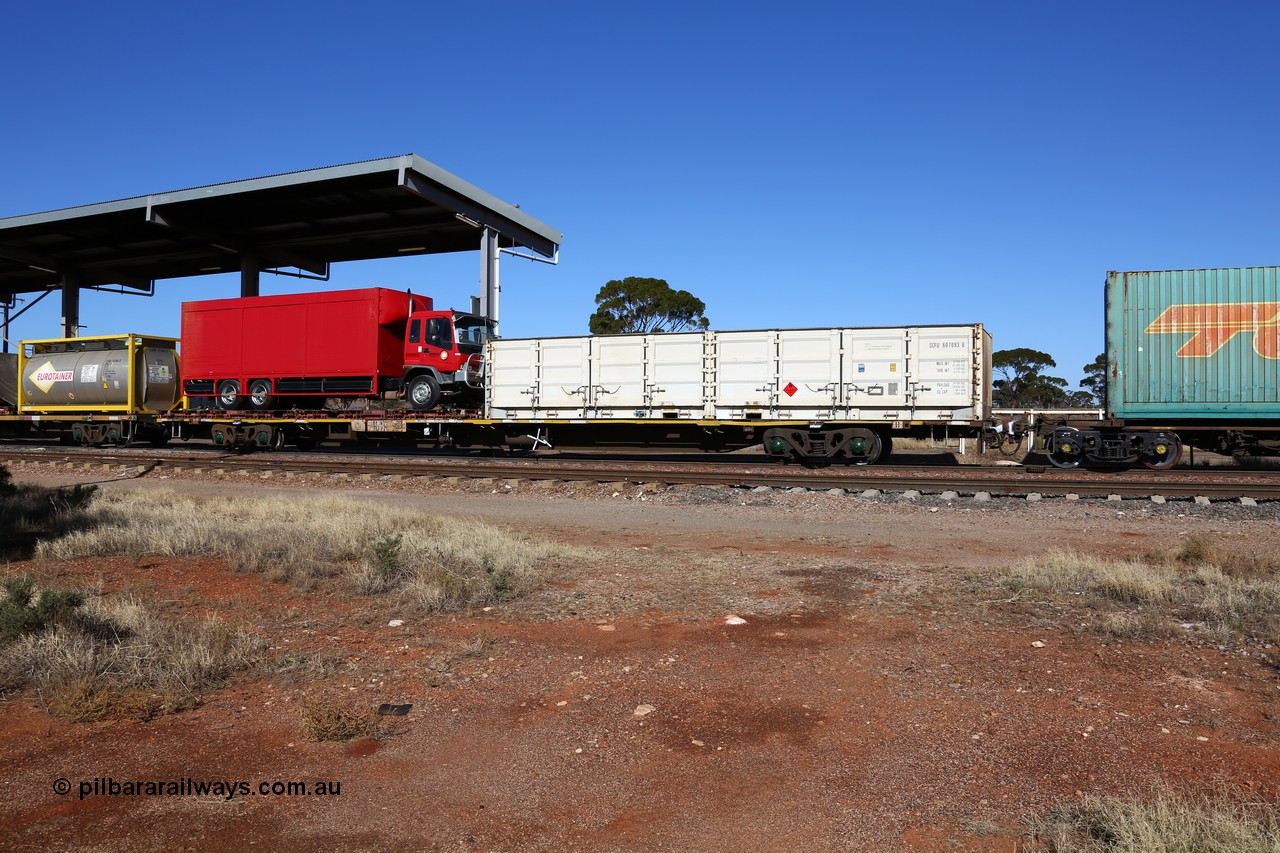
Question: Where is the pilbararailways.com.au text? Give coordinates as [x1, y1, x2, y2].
[55, 777, 342, 801]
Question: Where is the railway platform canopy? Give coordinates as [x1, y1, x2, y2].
[0, 154, 562, 338]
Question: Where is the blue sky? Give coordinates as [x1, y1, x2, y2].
[3, 1, 1278, 389]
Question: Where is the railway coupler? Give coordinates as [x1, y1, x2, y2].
[982, 419, 1030, 455]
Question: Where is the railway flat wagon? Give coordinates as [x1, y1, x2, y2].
[6, 334, 180, 445]
[487, 324, 991, 463]
[181, 287, 488, 412]
[1043, 266, 1280, 467]
[182, 287, 411, 411]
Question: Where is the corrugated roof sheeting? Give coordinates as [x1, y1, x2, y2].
[0, 154, 562, 295]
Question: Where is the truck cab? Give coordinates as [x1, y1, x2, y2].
[403, 309, 493, 410]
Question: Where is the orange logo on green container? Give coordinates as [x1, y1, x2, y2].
[1144, 302, 1280, 359]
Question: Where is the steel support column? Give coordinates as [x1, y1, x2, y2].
[61, 274, 81, 337]
[479, 227, 500, 336]
[241, 254, 260, 298]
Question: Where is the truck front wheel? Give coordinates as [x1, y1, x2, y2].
[407, 374, 441, 411]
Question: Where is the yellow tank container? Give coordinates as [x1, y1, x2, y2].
[18, 334, 180, 415]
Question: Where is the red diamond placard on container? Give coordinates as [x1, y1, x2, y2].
[783, 382, 798, 397]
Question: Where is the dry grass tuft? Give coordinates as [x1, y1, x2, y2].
[1005, 551, 1178, 604]
[1028, 786, 1280, 852]
[0, 583, 262, 721]
[1004, 546, 1280, 646]
[36, 490, 590, 611]
[1174, 535, 1218, 567]
[299, 693, 384, 742]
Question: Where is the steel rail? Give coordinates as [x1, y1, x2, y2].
[3, 448, 1278, 500]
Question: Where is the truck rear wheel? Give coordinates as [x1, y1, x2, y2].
[407, 374, 441, 411]
[248, 379, 276, 411]
[216, 380, 245, 411]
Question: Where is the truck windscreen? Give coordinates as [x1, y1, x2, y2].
[454, 317, 493, 352]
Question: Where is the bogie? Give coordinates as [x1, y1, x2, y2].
[763, 427, 886, 466]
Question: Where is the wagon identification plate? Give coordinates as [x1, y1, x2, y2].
[355, 418, 407, 433]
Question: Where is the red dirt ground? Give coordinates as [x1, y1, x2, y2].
[2, 468, 1278, 852]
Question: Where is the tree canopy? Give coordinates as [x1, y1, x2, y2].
[1080, 353, 1107, 405]
[992, 348, 1069, 407]
[991, 348, 1101, 408]
[588, 277, 710, 335]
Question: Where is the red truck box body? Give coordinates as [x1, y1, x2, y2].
[181, 288, 424, 389]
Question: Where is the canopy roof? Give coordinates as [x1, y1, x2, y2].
[0, 154, 562, 296]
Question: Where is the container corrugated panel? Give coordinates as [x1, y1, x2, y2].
[0, 353, 17, 408]
[486, 325, 989, 422]
[1107, 267, 1280, 419]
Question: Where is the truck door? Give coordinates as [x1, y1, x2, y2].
[405, 315, 455, 366]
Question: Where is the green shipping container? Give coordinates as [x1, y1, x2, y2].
[1107, 267, 1280, 419]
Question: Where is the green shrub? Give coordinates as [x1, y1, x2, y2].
[0, 576, 84, 642]
[357, 533, 405, 594]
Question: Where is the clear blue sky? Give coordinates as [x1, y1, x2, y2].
[4, 1, 1278, 389]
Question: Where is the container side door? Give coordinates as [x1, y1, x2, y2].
[841, 329, 908, 409]
[647, 332, 706, 411]
[714, 331, 776, 414]
[536, 337, 593, 415]
[909, 325, 985, 416]
[775, 329, 842, 414]
[487, 339, 538, 416]
[593, 335, 648, 411]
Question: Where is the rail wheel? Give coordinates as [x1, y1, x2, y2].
[1142, 436, 1183, 470]
[849, 432, 884, 466]
[407, 374, 441, 411]
[1047, 443, 1081, 469]
[247, 379, 276, 411]
[216, 380, 245, 411]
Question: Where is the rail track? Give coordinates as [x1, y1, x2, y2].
[3, 445, 1279, 501]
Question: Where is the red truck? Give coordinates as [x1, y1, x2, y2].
[180, 287, 490, 411]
